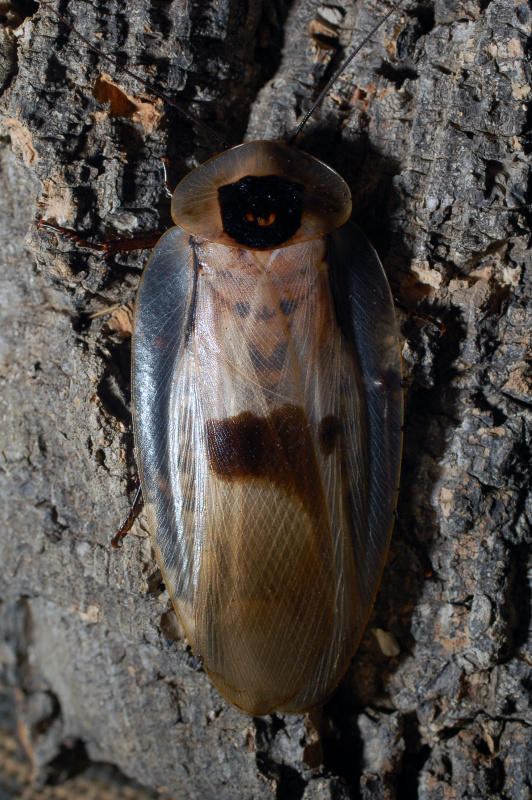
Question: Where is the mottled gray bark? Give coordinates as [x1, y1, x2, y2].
[0, 0, 531, 798]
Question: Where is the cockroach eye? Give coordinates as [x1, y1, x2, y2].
[218, 175, 304, 249]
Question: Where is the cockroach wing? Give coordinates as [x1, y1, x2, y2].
[329, 221, 403, 614]
[132, 225, 200, 609]
[132, 227, 201, 594]
[133, 223, 401, 717]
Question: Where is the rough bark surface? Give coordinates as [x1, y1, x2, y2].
[0, 0, 531, 798]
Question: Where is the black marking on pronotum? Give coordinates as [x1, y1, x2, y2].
[185, 238, 201, 346]
[218, 175, 304, 249]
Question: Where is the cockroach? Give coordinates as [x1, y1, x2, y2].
[37, 0, 404, 716]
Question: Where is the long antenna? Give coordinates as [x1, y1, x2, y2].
[37, 1, 229, 149]
[289, 0, 407, 144]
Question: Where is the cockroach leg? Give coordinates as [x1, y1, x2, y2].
[100, 232, 163, 257]
[394, 299, 446, 336]
[112, 483, 143, 549]
[37, 220, 162, 258]
[37, 220, 107, 253]
[160, 157, 174, 198]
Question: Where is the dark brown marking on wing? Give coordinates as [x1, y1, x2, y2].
[235, 301, 251, 317]
[255, 304, 276, 320]
[269, 342, 288, 369]
[319, 415, 342, 457]
[247, 342, 288, 371]
[248, 344, 263, 370]
[205, 404, 325, 518]
[280, 299, 297, 316]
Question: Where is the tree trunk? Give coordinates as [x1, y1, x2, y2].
[0, 0, 531, 798]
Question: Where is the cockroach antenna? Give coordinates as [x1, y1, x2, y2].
[38, 0, 406, 151]
[36, 0, 229, 149]
[288, 0, 408, 144]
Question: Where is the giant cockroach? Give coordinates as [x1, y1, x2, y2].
[37, 0, 404, 716]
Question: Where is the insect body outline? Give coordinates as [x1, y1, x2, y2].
[35, 0, 404, 716]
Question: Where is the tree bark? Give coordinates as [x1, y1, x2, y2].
[0, 0, 531, 798]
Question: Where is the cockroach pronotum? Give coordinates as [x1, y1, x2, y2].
[37, 0, 404, 716]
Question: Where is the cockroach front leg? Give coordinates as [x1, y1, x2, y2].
[112, 482, 143, 549]
[38, 159, 174, 255]
[37, 220, 162, 258]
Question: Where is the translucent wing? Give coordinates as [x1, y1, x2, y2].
[133, 223, 402, 715]
[329, 222, 403, 600]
